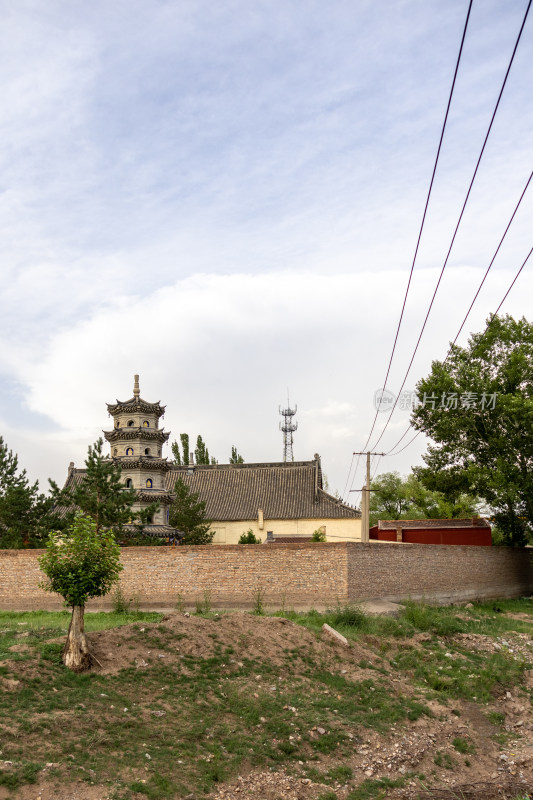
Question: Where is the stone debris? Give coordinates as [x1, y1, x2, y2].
[322, 623, 349, 647]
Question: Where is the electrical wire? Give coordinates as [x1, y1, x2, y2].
[446, 171, 532, 356]
[385, 243, 533, 458]
[368, 0, 532, 453]
[379, 171, 533, 457]
[356, 0, 474, 461]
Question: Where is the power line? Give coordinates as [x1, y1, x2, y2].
[368, 0, 532, 454]
[385, 243, 533, 458]
[446, 171, 532, 355]
[380, 171, 533, 457]
[383, 167, 533, 456]
[342, 0, 474, 500]
[357, 0, 474, 458]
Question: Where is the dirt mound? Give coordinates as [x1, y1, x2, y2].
[3, 611, 533, 800]
[88, 612, 376, 676]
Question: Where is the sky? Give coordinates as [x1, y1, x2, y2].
[1, 0, 532, 504]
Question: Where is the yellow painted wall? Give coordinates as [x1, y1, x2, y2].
[210, 517, 361, 544]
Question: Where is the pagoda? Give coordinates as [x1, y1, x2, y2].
[103, 375, 176, 537]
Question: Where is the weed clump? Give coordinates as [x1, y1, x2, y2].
[331, 603, 366, 629]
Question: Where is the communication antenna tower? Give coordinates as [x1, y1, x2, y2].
[279, 399, 298, 462]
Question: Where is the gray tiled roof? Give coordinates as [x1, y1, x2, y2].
[377, 518, 490, 530]
[164, 458, 360, 521]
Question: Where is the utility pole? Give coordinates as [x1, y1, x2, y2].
[351, 451, 385, 542]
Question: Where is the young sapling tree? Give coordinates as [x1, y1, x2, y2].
[39, 513, 123, 671]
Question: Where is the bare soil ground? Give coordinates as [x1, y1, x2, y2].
[1, 610, 533, 800]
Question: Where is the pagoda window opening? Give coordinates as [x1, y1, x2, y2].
[127, 420, 135, 427]
[126, 447, 134, 456]
[125, 478, 133, 489]
[144, 447, 151, 456]
[146, 478, 153, 488]
[113, 448, 118, 456]
[146, 515, 153, 524]
[143, 420, 150, 427]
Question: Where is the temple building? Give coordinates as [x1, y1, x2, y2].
[63, 375, 176, 538]
[63, 376, 362, 543]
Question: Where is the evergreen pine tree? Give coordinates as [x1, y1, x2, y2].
[0, 437, 62, 547]
[57, 438, 159, 536]
[169, 478, 213, 545]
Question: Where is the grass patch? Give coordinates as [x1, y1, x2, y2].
[434, 750, 455, 769]
[452, 736, 476, 754]
[0, 600, 532, 796]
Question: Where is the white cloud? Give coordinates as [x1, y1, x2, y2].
[3, 263, 530, 495]
[0, 0, 532, 503]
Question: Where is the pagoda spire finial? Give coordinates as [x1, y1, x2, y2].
[133, 374, 140, 398]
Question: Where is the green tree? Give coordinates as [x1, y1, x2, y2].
[238, 529, 261, 544]
[169, 478, 214, 545]
[180, 433, 190, 465]
[195, 435, 210, 465]
[412, 314, 533, 545]
[369, 471, 477, 527]
[311, 529, 327, 542]
[229, 446, 244, 464]
[172, 433, 218, 465]
[39, 513, 123, 671]
[54, 438, 158, 537]
[0, 437, 63, 548]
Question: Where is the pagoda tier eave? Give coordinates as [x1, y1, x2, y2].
[107, 398, 166, 417]
[113, 457, 172, 471]
[136, 491, 175, 504]
[103, 429, 170, 443]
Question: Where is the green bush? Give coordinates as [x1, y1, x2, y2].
[239, 529, 261, 544]
[331, 603, 366, 628]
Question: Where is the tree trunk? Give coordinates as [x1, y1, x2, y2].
[63, 605, 92, 672]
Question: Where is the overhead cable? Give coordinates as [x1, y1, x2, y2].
[368, 0, 532, 454]
[385, 244, 533, 458]
[341, 0, 474, 499]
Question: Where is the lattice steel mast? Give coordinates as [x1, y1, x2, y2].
[279, 400, 297, 462]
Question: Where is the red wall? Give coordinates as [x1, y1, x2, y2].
[370, 527, 492, 546]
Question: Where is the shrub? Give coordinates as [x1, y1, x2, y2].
[239, 529, 262, 544]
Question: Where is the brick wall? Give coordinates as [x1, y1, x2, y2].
[0, 541, 531, 611]
[347, 542, 533, 604]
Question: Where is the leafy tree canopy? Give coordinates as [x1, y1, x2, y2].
[238, 529, 261, 544]
[39, 513, 123, 671]
[39, 513, 123, 607]
[169, 478, 214, 545]
[369, 471, 478, 527]
[230, 446, 244, 464]
[411, 314, 533, 546]
[53, 438, 158, 538]
[171, 434, 218, 465]
[0, 436, 64, 548]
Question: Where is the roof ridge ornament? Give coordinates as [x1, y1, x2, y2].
[133, 374, 140, 399]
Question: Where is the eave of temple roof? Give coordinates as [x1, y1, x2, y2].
[164, 459, 360, 521]
[103, 429, 170, 443]
[113, 457, 172, 471]
[121, 524, 179, 537]
[106, 397, 166, 417]
[137, 491, 174, 504]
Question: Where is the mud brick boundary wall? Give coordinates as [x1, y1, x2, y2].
[1, 542, 532, 611]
